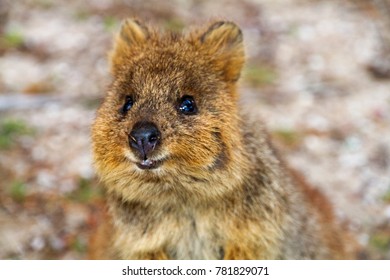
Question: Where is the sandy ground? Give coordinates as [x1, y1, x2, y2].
[0, 0, 389, 259]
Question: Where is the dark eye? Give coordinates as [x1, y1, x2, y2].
[121, 96, 133, 114]
[178, 95, 197, 115]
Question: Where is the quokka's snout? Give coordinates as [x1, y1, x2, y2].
[128, 121, 162, 170]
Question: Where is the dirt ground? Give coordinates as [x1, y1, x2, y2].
[0, 0, 389, 259]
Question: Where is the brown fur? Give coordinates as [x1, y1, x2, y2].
[90, 19, 356, 259]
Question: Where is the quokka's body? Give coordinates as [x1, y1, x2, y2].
[90, 19, 355, 259]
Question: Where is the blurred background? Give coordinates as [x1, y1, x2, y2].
[0, 0, 389, 259]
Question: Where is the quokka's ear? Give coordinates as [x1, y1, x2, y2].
[119, 18, 149, 45]
[109, 18, 149, 75]
[200, 21, 245, 82]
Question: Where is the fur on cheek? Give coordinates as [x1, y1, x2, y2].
[167, 129, 222, 169]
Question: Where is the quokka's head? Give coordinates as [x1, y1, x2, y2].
[92, 19, 247, 201]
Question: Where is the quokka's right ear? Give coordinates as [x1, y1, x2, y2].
[109, 18, 149, 75]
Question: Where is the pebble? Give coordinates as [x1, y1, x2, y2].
[30, 236, 45, 251]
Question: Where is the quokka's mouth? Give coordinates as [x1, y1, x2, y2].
[136, 158, 163, 170]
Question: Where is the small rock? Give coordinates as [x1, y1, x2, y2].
[30, 236, 45, 251]
[49, 236, 65, 252]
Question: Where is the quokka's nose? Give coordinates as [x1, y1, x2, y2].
[129, 122, 161, 160]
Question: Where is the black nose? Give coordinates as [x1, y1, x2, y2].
[129, 122, 161, 160]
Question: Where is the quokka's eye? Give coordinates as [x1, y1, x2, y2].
[178, 95, 197, 115]
[121, 96, 134, 114]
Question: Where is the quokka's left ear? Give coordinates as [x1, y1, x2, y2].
[109, 18, 150, 75]
[199, 21, 245, 82]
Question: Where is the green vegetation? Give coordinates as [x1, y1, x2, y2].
[164, 18, 185, 33]
[0, 29, 25, 49]
[71, 236, 87, 253]
[243, 64, 278, 87]
[382, 186, 390, 203]
[271, 129, 301, 148]
[0, 119, 34, 149]
[73, 10, 90, 22]
[32, 0, 54, 9]
[369, 232, 390, 252]
[67, 177, 102, 203]
[9, 181, 27, 202]
[103, 16, 119, 32]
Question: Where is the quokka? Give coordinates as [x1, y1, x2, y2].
[90, 19, 356, 259]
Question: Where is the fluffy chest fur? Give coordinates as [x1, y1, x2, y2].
[111, 198, 225, 259]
